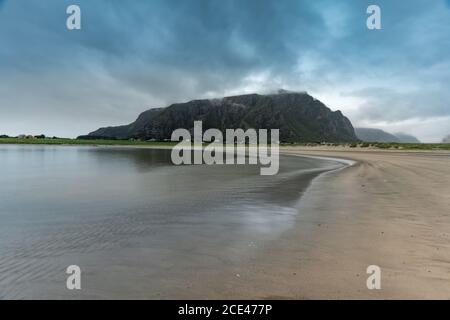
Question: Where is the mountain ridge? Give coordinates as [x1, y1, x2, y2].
[356, 128, 421, 143]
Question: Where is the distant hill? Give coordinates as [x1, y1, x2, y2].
[394, 132, 421, 143]
[355, 128, 420, 143]
[443, 135, 450, 143]
[355, 128, 400, 143]
[82, 91, 358, 143]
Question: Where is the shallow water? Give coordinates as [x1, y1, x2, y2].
[0, 145, 342, 299]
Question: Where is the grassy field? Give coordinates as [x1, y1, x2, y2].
[0, 137, 177, 147]
[369, 142, 450, 150]
[1, 137, 450, 150]
[282, 142, 450, 151]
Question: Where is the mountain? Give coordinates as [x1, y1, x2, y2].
[85, 108, 164, 139]
[394, 132, 420, 143]
[355, 128, 421, 143]
[82, 91, 357, 143]
[442, 135, 450, 143]
[355, 128, 401, 143]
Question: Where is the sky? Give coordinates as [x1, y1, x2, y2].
[0, 0, 449, 142]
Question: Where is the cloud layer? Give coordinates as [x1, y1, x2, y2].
[0, 0, 449, 141]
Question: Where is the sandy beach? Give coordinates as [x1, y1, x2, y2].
[206, 147, 450, 299]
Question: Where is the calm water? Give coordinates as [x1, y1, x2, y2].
[0, 145, 342, 299]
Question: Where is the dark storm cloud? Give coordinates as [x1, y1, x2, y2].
[0, 0, 449, 141]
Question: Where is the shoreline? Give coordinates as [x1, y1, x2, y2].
[1, 138, 450, 152]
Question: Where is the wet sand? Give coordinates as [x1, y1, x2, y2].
[208, 147, 450, 299]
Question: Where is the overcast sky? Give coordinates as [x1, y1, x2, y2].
[0, 0, 449, 141]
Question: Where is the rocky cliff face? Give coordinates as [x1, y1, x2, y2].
[84, 91, 357, 143]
